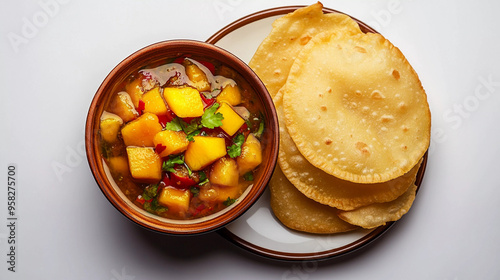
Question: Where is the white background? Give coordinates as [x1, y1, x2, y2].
[1, 0, 500, 279]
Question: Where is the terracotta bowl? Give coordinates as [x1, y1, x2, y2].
[85, 40, 278, 235]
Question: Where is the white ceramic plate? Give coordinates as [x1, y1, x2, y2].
[207, 6, 427, 261]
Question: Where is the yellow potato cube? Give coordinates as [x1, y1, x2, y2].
[153, 130, 189, 157]
[100, 111, 123, 143]
[210, 157, 239, 187]
[121, 112, 163, 147]
[185, 136, 227, 171]
[185, 61, 211, 92]
[197, 186, 218, 202]
[237, 134, 262, 175]
[108, 91, 139, 122]
[158, 186, 191, 214]
[142, 87, 168, 116]
[125, 77, 144, 108]
[199, 185, 241, 203]
[163, 87, 204, 118]
[216, 84, 241, 106]
[216, 102, 245, 136]
[107, 156, 129, 175]
[215, 185, 241, 203]
[126, 147, 162, 182]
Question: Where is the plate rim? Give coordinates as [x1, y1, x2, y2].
[206, 5, 378, 44]
[206, 5, 427, 262]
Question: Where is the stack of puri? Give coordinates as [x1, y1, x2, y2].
[249, 2, 431, 233]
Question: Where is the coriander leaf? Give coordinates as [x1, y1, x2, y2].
[227, 144, 241, 158]
[101, 142, 112, 159]
[197, 171, 209, 186]
[223, 197, 237, 206]
[254, 120, 265, 138]
[143, 201, 153, 213]
[199, 171, 207, 182]
[184, 163, 193, 176]
[162, 155, 185, 173]
[164, 118, 183, 131]
[181, 119, 201, 135]
[151, 198, 161, 210]
[198, 178, 208, 186]
[190, 186, 200, 197]
[201, 103, 224, 129]
[142, 184, 159, 201]
[227, 133, 245, 158]
[144, 197, 168, 214]
[179, 118, 202, 141]
[244, 119, 252, 129]
[243, 172, 254, 181]
[155, 206, 168, 214]
[186, 129, 201, 142]
[234, 133, 245, 145]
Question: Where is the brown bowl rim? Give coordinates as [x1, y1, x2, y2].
[85, 39, 279, 235]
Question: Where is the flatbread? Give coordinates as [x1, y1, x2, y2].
[249, 2, 362, 98]
[283, 31, 431, 183]
[274, 93, 422, 210]
[337, 184, 418, 229]
[269, 165, 359, 234]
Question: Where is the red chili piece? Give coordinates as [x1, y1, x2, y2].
[157, 114, 171, 127]
[170, 167, 196, 189]
[173, 56, 215, 74]
[200, 93, 215, 108]
[198, 61, 215, 74]
[182, 117, 196, 124]
[190, 204, 206, 216]
[136, 196, 146, 205]
[161, 173, 172, 187]
[137, 100, 145, 115]
[155, 143, 167, 155]
[173, 56, 189, 64]
[236, 123, 250, 138]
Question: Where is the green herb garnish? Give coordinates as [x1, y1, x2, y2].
[190, 186, 200, 197]
[186, 129, 201, 142]
[198, 171, 209, 186]
[165, 117, 200, 141]
[144, 197, 168, 214]
[142, 184, 159, 201]
[201, 103, 224, 129]
[243, 172, 254, 181]
[184, 162, 193, 176]
[182, 118, 201, 135]
[100, 142, 112, 159]
[254, 120, 265, 138]
[165, 103, 224, 142]
[244, 119, 252, 129]
[162, 155, 185, 173]
[223, 197, 237, 206]
[227, 133, 245, 158]
[143, 201, 153, 212]
[164, 118, 183, 131]
[155, 207, 168, 214]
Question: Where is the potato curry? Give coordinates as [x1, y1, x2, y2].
[99, 56, 265, 220]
